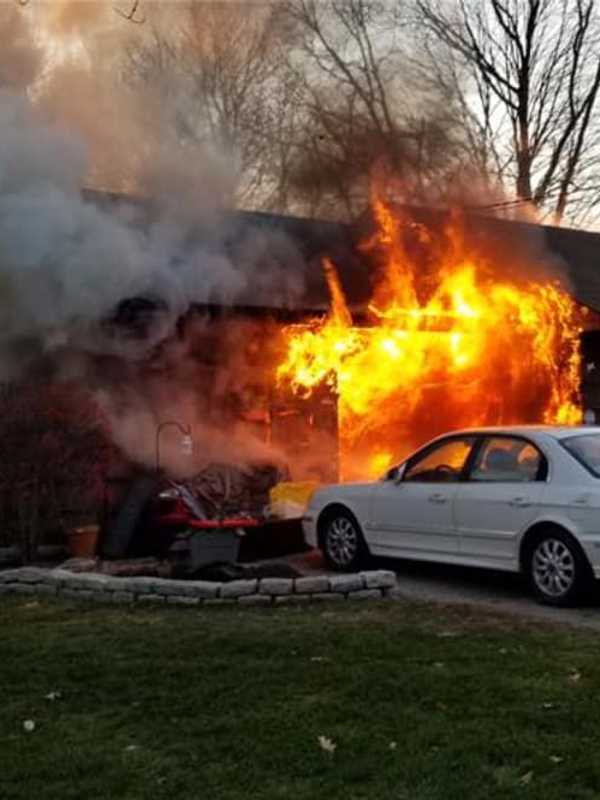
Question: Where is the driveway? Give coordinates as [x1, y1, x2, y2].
[283, 548, 600, 631]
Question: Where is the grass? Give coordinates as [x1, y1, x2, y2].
[2, 598, 600, 800]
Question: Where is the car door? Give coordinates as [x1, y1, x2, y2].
[454, 435, 548, 565]
[369, 435, 477, 557]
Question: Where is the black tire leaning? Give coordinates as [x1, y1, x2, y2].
[319, 507, 369, 572]
[526, 528, 592, 607]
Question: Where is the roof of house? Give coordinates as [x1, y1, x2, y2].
[83, 189, 600, 317]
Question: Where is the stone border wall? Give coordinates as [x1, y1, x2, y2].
[0, 567, 400, 606]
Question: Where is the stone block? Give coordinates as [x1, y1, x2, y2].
[111, 591, 134, 604]
[153, 579, 190, 596]
[258, 578, 293, 596]
[154, 579, 218, 599]
[60, 589, 93, 601]
[310, 592, 344, 603]
[329, 574, 364, 594]
[0, 569, 24, 583]
[34, 584, 58, 597]
[66, 574, 110, 591]
[105, 578, 137, 593]
[187, 581, 220, 599]
[274, 594, 310, 605]
[362, 570, 397, 589]
[167, 595, 200, 606]
[294, 576, 330, 594]
[42, 569, 74, 585]
[1, 567, 45, 583]
[238, 594, 272, 606]
[348, 589, 383, 600]
[11, 583, 36, 595]
[90, 591, 111, 603]
[129, 577, 160, 594]
[136, 593, 165, 604]
[220, 579, 258, 599]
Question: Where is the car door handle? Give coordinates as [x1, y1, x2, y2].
[508, 497, 531, 507]
[428, 493, 448, 504]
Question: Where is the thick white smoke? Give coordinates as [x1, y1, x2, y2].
[0, 89, 303, 376]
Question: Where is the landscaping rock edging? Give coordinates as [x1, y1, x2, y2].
[0, 567, 400, 606]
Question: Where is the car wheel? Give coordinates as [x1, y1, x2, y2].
[527, 530, 591, 606]
[321, 508, 368, 572]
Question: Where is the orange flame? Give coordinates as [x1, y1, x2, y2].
[278, 202, 583, 479]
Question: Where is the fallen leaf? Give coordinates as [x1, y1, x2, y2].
[568, 670, 581, 684]
[23, 720, 35, 733]
[519, 771, 534, 785]
[549, 755, 564, 764]
[124, 744, 139, 752]
[317, 735, 336, 754]
[44, 691, 62, 701]
[499, 648, 508, 655]
[542, 702, 556, 710]
[433, 661, 445, 669]
[389, 741, 397, 750]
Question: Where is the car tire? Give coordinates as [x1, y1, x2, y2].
[320, 507, 368, 572]
[526, 529, 592, 607]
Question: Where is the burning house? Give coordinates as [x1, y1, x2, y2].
[22, 188, 587, 578]
[92, 191, 600, 491]
[4, 184, 600, 563]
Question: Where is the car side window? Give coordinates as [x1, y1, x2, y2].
[404, 437, 475, 483]
[470, 437, 545, 482]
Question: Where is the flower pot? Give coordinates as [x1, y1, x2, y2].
[65, 525, 99, 558]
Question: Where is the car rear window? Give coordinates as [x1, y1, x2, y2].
[562, 434, 600, 477]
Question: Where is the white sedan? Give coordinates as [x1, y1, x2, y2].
[303, 426, 600, 606]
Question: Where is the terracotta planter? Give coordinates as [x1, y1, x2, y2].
[65, 525, 99, 558]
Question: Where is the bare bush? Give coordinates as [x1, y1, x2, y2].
[0, 382, 111, 560]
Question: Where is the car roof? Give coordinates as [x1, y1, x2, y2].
[444, 425, 600, 441]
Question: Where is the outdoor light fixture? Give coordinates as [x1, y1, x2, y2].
[155, 420, 193, 473]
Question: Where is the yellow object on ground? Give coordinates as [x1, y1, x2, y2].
[269, 481, 320, 519]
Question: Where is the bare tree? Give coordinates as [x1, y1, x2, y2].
[416, 0, 600, 222]
[123, 1, 301, 210]
[279, 0, 479, 218]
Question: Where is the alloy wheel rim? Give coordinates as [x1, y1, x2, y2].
[327, 517, 358, 567]
[532, 538, 575, 597]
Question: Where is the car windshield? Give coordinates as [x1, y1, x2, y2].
[562, 434, 600, 477]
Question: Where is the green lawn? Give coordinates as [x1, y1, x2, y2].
[2, 598, 600, 800]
